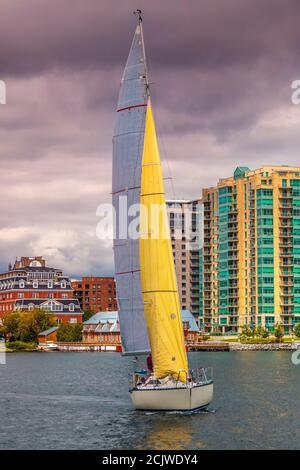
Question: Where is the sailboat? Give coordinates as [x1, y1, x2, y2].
[112, 10, 213, 411]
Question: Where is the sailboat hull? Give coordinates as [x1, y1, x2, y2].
[130, 382, 213, 411]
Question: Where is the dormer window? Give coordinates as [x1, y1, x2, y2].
[69, 303, 75, 312]
[61, 280, 67, 289]
[51, 303, 61, 312]
[19, 280, 25, 288]
[48, 280, 53, 289]
[33, 281, 38, 289]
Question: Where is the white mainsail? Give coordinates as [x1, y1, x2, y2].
[112, 20, 150, 354]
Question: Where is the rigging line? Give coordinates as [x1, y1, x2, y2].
[155, 107, 177, 201]
[144, 36, 177, 201]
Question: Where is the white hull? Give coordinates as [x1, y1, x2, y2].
[130, 382, 213, 411]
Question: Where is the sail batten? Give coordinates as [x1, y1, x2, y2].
[112, 21, 150, 354]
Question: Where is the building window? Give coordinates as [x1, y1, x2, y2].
[33, 281, 38, 288]
[61, 281, 67, 289]
[19, 280, 25, 288]
[48, 280, 53, 288]
[51, 303, 61, 311]
[69, 318, 77, 324]
[69, 304, 75, 312]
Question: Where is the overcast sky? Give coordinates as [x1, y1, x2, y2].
[1, 0, 300, 276]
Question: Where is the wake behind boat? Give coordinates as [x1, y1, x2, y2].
[112, 10, 213, 412]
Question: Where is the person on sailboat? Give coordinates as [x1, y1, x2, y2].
[146, 353, 153, 373]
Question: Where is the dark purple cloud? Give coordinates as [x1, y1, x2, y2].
[0, 0, 300, 275]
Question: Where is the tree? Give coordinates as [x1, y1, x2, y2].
[82, 308, 94, 323]
[2, 312, 21, 341]
[294, 323, 300, 338]
[2, 309, 55, 343]
[57, 323, 83, 342]
[239, 324, 253, 338]
[254, 325, 270, 338]
[274, 323, 284, 342]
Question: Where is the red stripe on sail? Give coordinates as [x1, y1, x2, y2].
[117, 103, 147, 112]
[112, 185, 141, 195]
[116, 269, 141, 275]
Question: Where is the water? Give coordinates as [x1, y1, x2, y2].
[0, 351, 299, 450]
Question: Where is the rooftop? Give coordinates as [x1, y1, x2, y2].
[38, 326, 59, 337]
[83, 311, 119, 325]
[83, 309, 199, 332]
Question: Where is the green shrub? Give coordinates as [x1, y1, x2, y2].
[6, 341, 38, 350]
[294, 323, 300, 338]
[254, 326, 270, 338]
[240, 336, 277, 344]
[57, 323, 83, 342]
[274, 323, 284, 342]
[239, 324, 253, 338]
[199, 334, 210, 341]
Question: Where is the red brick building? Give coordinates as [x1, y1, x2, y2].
[82, 311, 121, 351]
[71, 277, 117, 313]
[0, 257, 82, 324]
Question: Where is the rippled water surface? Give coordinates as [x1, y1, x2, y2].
[0, 351, 299, 449]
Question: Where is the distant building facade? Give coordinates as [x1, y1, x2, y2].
[82, 309, 199, 349]
[0, 257, 82, 324]
[71, 277, 118, 313]
[82, 311, 121, 349]
[201, 166, 300, 334]
[167, 200, 203, 319]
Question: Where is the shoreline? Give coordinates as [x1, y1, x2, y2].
[229, 341, 300, 351]
[5, 341, 300, 353]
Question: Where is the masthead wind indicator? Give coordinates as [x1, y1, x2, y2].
[133, 9, 143, 22]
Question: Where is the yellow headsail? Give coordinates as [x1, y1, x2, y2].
[139, 100, 188, 382]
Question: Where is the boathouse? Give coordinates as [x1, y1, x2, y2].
[38, 326, 59, 346]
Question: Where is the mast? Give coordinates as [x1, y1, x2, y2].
[112, 10, 150, 354]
